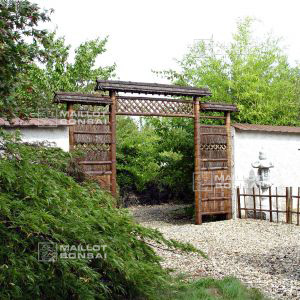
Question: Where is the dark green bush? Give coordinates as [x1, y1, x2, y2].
[0, 130, 201, 299]
[116, 117, 196, 204]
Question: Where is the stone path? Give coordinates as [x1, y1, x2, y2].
[130, 204, 300, 300]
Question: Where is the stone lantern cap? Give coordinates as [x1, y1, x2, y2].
[252, 150, 274, 169]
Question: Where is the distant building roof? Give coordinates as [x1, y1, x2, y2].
[0, 118, 69, 128]
[233, 123, 300, 134]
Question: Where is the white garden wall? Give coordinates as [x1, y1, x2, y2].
[232, 128, 300, 189]
[5, 126, 70, 152]
[232, 127, 300, 218]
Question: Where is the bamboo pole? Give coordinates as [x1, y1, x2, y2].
[276, 187, 279, 223]
[67, 103, 75, 151]
[253, 187, 257, 219]
[297, 187, 300, 226]
[259, 188, 262, 220]
[109, 91, 117, 198]
[286, 187, 289, 224]
[194, 97, 202, 225]
[225, 112, 232, 219]
[244, 187, 247, 219]
[237, 187, 241, 219]
[289, 187, 293, 224]
[269, 187, 273, 222]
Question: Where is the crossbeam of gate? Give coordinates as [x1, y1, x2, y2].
[55, 80, 238, 225]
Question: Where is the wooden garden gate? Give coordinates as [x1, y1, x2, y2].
[55, 92, 115, 191]
[55, 80, 238, 224]
[197, 110, 233, 221]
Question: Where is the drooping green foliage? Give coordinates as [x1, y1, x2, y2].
[0, 129, 204, 299]
[160, 17, 300, 125]
[0, 0, 52, 115]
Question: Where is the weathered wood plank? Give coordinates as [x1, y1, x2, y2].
[55, 92, 112, 105]
[96, 80, 211, 97]
[201, 102, 239, 112]
[74, 131, 111, 135]
[78, 161, 112, 165]
[85, 171, 112, 175]
[199, 115, 226, 120]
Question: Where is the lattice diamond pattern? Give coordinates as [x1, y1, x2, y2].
[200, 144, 227, 151]
[117, 98, 194, 116]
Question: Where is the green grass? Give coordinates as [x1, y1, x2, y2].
[166, 277, 267, 300]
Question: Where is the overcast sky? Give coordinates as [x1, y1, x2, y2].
[35, 0, 300, 83]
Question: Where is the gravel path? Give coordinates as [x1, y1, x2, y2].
[130, 204, 300, 300]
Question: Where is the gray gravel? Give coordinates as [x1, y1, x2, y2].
[130, 204, 300, 300]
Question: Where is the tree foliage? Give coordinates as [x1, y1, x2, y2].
[146, 117, 195, 201]
[117, 117, 160, 194]
[0, 0, 115, 118]
[116, 117, 195, 204]
[123, 18, 300, 202]
[0, 0, 52, 115]
[161, 17, 300, 125]
[13, 34, 115, 117]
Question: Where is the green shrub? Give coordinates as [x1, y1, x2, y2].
[0, 130, 201, 299]
[116, 117, 160, 193]
[116, 117, 198, 204]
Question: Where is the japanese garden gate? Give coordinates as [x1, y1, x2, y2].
[55, 80, 238, 224]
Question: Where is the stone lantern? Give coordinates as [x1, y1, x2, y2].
[251, 149, 274, 219]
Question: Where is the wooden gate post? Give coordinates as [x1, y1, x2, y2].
[194, 97, 202, 225]
[225, 112, 232, 219]
[109, 91, 117, 198]
[67, 103, 75, 151]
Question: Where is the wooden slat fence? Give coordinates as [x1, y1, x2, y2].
[237, 187, 300, 225]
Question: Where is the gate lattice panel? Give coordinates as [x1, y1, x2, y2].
[116, 96, 194, 117]
[198, 125, 232, 218]
[72, 111, 112, 191]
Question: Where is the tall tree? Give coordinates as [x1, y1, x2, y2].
[0, 0, 115, 118]
[13, 34, 116, 117]
[145, 18, 300, 202]
[161, 17, 300, 125]
[0, 0, 52, 116]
